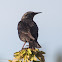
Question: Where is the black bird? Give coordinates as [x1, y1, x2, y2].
[17, 11, 41, 49]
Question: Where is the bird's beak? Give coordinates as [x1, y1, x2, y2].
[35, 12, 42, 14]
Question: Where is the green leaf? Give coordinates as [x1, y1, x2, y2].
[33, 61, 40, 62]
[33, 57, 37, 61]
[21, 50, 26, 55]
[27, 49, 32, 54]
[14, 52, 20, 55]
[9, 48, 45, 62]
[40, 51, 45, 54]
[14, 55, 20, 59]
[26, 59, 29, 62]
[8, 60, 12, 62]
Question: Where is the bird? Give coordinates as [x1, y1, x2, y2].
[17, 11, 42, 49]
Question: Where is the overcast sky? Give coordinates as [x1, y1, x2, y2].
[0, 0, 62, 62]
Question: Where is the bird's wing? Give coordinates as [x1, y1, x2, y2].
[30, 21, 38, 41]
[18, 21, 35, 40]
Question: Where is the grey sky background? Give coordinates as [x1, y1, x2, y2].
[0, 0, 62, 62]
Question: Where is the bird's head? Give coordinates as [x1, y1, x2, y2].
[21, 11, 42, 20]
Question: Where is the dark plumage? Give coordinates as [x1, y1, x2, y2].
[17, 11, 41, 48]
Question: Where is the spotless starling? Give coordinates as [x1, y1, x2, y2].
[17, 11, 42, 49]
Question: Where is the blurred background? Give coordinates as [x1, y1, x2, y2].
[0, 0, 62, 62]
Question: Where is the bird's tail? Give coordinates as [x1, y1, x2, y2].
[35, 41, 41, 48]
[29, 41, 41, 48]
